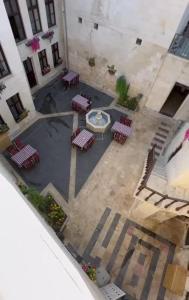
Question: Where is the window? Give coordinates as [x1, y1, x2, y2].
[136, 38, 142, 45]
[6, 94, 25, 122]
[38, 49, 49, 74]
[94, 23, 98, 30]
[4, 0, 26, 43]
[0, 115, 6, 125]
[45, 0, 56, 28]
[0, 45, 10, 79]
[26, 0, 42, 34]
[78, 17, 82, 24]
[51, 42, 61, 67]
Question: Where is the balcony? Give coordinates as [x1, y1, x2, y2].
[169, 33, 189, 60]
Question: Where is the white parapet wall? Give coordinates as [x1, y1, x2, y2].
[0, 162, 105, 300]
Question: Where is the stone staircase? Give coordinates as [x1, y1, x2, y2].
[150, 120, 182, 160]
[136, 118, 189, 217]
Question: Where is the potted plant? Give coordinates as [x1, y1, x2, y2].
[18, 185, 67, 234]
[116, 75, 130, 104]
[42, 65, 51, 75]
[25, 36, 40, 52]
[82, 264, 96, 281]
[42, 30, 54, 42]
[88, 57, 95, 67]
[17, 110, 29, 122]
[0, 82, 6, 94]
[0, 123, 9, 134]
[107, 65, 116, 75]
[116, 75, 142, 111]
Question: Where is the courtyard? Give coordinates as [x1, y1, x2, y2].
[4, 77, 187, 300]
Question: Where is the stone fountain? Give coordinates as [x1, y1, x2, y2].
[86, 109, 111, 133]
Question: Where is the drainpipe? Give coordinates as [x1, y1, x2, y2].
[62, 0, 69, 69]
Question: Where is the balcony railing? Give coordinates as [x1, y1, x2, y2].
[169, 33, 189, 59]
[136, 186, 189, 215]
[135, 145, 189, 216]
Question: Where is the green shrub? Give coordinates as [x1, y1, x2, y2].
[116, 75, 130, 103]
[18, 185, 66, 232]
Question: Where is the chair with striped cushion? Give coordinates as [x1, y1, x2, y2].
[120, 116, 132, 127]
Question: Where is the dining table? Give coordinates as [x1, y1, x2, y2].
[11, 145, 38, 167]
[72, 129, 94, 150]
[72, 95, 90, 112]
[62, 71, 79, 87]
[111, 121, 132, 137]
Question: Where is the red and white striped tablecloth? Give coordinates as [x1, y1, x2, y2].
[111, 121, 132, 137]
[72, 129, 94, 149]
[11, 145, 37, 167]
[62, 71, 78, 82]
[72, 95, 90, 110]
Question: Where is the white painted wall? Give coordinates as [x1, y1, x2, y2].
[0, 162, 104, 300]
[17, 0, 65, 91]
[165, 122, 189, 188]
[0, 1, 35, 135]
[64, 0, 188, 103]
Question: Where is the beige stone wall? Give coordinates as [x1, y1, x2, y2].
[146, 54, 189, 120]
[64, 0, 188, 105]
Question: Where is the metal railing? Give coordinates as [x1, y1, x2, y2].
[136, 186, 189, 213]
[136, 145, 189, 214]
[169, 33, 189, 60]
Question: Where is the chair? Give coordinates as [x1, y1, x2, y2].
[113, 132, 127, 144]
[120, 116, 132, 127]
[63, 80, 69, 90]
[6, 144, 18, 156]
[84, 136, 95, 151]
[13, 138, 25, 150]
[71, 128, 81, 142]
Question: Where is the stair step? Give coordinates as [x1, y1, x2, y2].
[153, 137, 166, 144]
[160, 122, 172, 128]
[156, 132, 167, 139]
[158, 127, 170, 134]
[151, 143, 163, 150]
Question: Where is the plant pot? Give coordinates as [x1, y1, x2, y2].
[17, 110, 28, 122]
[108, 69, 116, 75]
[0, 124, 9, 134]
[88, 58, 95, 67]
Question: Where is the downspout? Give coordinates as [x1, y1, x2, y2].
[62, 0, 69, 69]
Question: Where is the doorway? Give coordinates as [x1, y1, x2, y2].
[160, 83, 189, 117]
[23, 58, 37, 88]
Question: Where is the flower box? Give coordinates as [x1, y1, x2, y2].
[18, 185, 67, 234]
[0, 83, 6, 97]
[42, 65, 51, 75]
[25, 36, 40, 52]
[0, 123, 9, 134]
[42, 30, 54, 42]
[82, 264, 96, 281]
[17, 110, 29, 123]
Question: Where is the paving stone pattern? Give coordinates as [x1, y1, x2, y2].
[82, 208, 176, 300]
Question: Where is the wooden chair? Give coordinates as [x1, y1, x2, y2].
[120, 116, 132, 127]
[71, 128, 81, 142]
[13, 138, 25, 150]
[6, 144, 18, 156]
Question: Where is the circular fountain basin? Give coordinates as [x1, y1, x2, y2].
[86, 109, 111, 133]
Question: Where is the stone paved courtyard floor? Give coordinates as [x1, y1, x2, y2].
[3, 78, 188, 300]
